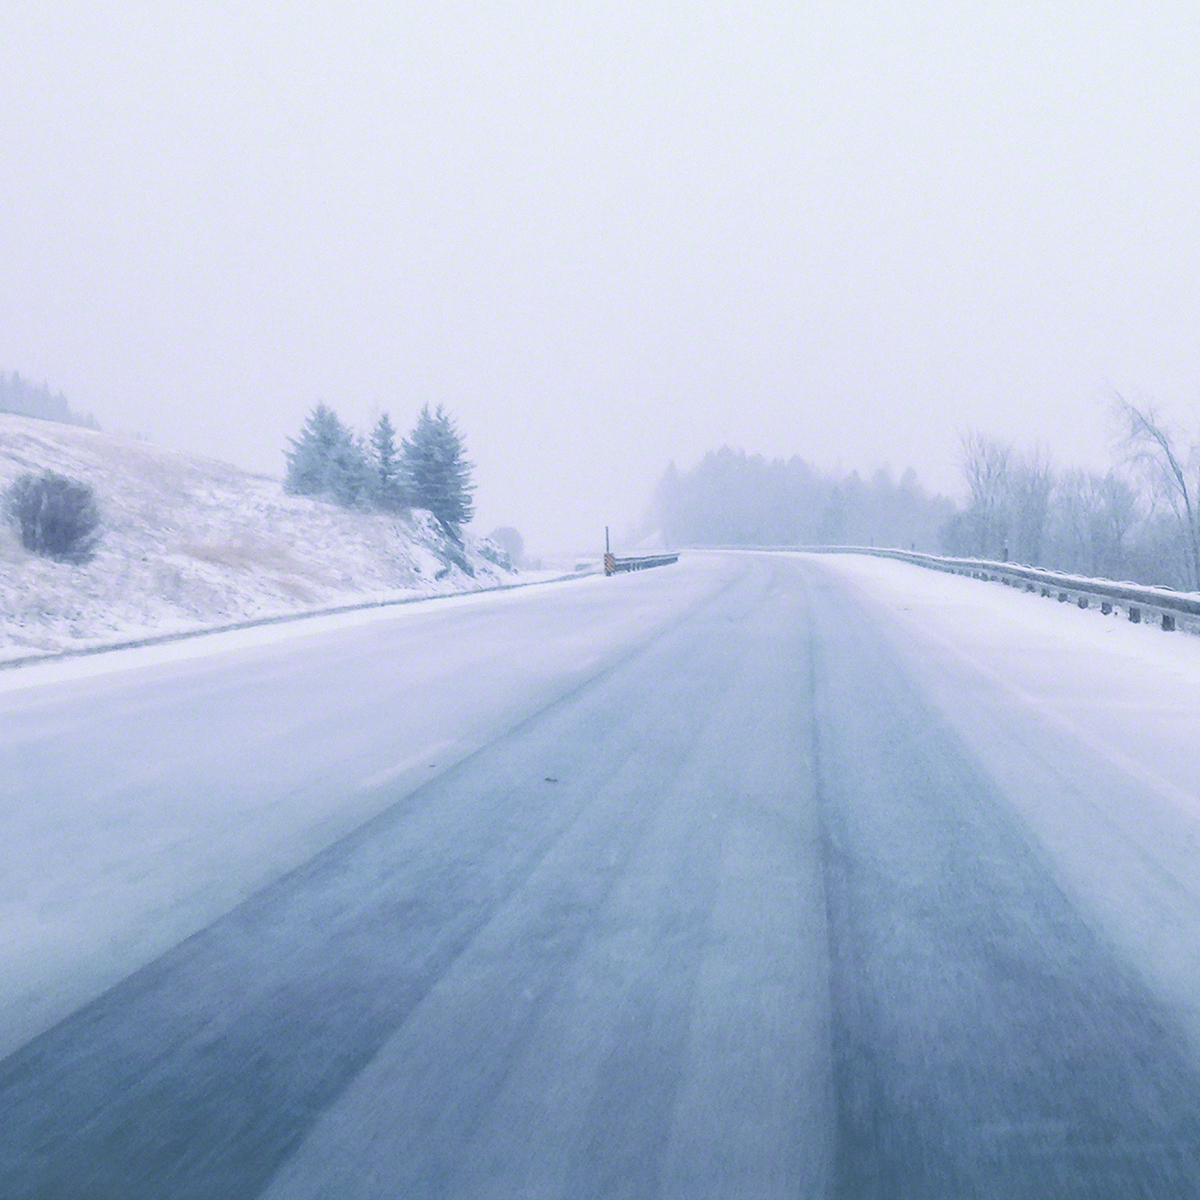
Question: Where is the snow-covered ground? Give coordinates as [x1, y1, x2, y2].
[0, 413, 546, 662]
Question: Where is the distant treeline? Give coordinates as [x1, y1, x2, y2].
[651, 397, 1200, 593]
[0, 371, 100, 430]
[944, 402, 1200, 591]
[650, 448, 954, 552]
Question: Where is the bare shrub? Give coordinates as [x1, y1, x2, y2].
[5, 470, 102, 563]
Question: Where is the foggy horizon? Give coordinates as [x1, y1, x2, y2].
[4, 3, 1198, 552]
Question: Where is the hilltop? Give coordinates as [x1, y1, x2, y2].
[0, 414, 523, 662]
[0, 371, 99, 429]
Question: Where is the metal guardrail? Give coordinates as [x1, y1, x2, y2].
[790, 546, 1200, 633]
[604, 552, 680, 576]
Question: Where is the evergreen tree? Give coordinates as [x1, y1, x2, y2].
[1, 370, 100, 429]
[401, 404, 475, 533]
[370, 412, 405, 511]
[328, 430, 374, 508]
[284, 403, 372, 508]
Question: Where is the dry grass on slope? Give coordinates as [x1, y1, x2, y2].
[0, 414, 511, 659]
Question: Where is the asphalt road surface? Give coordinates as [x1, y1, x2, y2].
[4, 553, 1200, 1198]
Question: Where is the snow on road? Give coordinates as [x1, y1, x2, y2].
[8, 549, 1200, 1196]
[9, 544, 1200, 1075]
[811, 552, 1200, 811]
[0, 556, 737, 1059]
[806, 550, 1200, 1058]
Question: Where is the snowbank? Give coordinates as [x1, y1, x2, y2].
[0, 414, 526, 662]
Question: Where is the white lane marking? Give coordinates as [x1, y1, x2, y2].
[359, 741, 456, 791]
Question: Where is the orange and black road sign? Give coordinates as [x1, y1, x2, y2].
[604, 553, 616, 575]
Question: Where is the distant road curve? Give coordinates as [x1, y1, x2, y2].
[3, 552, 1200, 1198]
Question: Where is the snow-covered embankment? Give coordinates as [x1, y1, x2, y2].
[0, 414, 528, 663]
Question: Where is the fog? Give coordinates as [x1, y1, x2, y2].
[3, 3, 1198, 553]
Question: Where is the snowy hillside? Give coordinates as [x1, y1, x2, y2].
[0, 414, 526, 662]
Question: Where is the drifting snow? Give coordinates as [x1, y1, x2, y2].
[0, 413, 529, 662]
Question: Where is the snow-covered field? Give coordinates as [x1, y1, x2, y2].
[0, 413, 541, 662]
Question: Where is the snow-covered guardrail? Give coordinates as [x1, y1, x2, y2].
[795, 546, 1200, 634]
[603, 553, 680, 577]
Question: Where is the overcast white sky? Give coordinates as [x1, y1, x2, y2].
[2, 2, 1198, 552]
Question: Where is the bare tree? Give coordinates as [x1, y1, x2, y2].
[1007, 447, 1054, 565]
[1095, 471, 1140, 578]
[1050, 468, 1139, 578]
[1115, 396, 1200, 588]
[959, 431, 1011, 557]
[1050, 469, 1095, 573]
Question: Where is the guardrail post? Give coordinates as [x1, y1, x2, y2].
[1163, 613, 1176, 631]
[1129, 606, 1141, 623]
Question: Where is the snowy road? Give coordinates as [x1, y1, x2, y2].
[4, 552, 1200, 1197]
